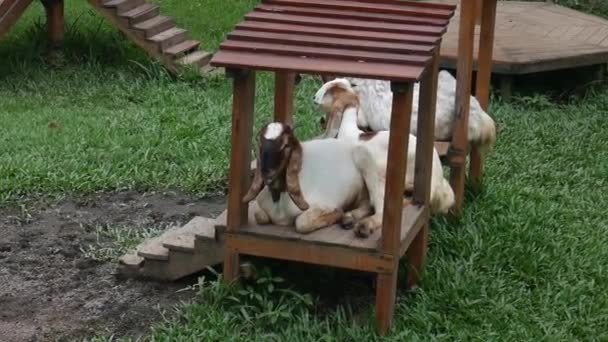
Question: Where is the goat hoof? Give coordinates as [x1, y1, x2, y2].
[354, 222, 372, 239]
[340, 214, 355, 230]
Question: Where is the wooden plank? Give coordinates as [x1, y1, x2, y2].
[236, 21, 438, 45]
[587, 27, 608, 45]
[347, 0, 456, 11]
[263, 0, 455, 19]
[218, 204, 425, 252]
[220, 41, 428, 66]
[255, 4, 449, 26]
[245, 11, 446, 36]
[226, 234, 396, 274]
[162, 216, 216, 253]
[211, 51, 426, 82]
[228, 30, 434, 55]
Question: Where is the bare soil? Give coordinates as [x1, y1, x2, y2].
[0, 190, 226, 341]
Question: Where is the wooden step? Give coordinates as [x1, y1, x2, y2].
[120, 3, 159, 25]
[162, 216, 216, 253]
[136, 224, 183, 261]
[149, 27, 188, 51]
[178, 50, 212, 67]
[164, 39, 199, 57]
[103, 0, 144, 14]
[132, 15, 174, 38]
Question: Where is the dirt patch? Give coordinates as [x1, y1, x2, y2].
[0, 190, 226, 341]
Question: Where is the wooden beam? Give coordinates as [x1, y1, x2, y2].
[449, 0, 477, 215]
[469, 0, 498, 193]
[414, 47, 439, 207]
[223, 68, 256, 283]
[0, 0, 34, 41]
[381, 82, 414, 255]
[226, 234, 396, 274]
[274, 72, 295, 126]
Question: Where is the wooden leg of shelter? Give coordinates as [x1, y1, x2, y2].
[499, 75, 513, 101]
[407, 48, 439, 290]
[449, 0, 477, 215]
[375, 82, 414, 335]
[470, 0, 498, 193]
[223, 69, 256, 283]
[376, 270, 399, 335]
[43, 0, 64, 65]
[274, 72, 295, 126]
[405, 225, 428, 290]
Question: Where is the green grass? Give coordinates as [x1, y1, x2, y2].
[2, 0, 608, 340]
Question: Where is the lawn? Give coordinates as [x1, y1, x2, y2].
[1, 0, 608, 341]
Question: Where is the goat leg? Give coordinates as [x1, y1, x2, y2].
[295, 207, 343, 234]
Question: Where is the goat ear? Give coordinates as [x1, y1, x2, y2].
[243, 157, 264, 203]
[285, 141, 309, 211]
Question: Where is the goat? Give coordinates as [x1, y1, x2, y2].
[322, 72, 496, 152]
[242, 122, 374, 234]
[314, 78, 455, 237]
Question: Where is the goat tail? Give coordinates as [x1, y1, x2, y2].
[467, 106, 496, 155]
[430, 177, 455, 214]
[477, 113, 496, 154]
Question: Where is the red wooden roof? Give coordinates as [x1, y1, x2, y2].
[211, 0, 456, 81]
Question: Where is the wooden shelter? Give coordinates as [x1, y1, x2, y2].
[209, 0, 456, 334]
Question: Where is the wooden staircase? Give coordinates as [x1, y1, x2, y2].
[118, 211, 228, 281]
[0, 0, 33, 40]
[88, 0, 215, 74]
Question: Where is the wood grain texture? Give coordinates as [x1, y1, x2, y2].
[449, 0, 476, 215]
[424, 0, 608, 75]
[226, 234, 396, 274]
[43, 0, 64, 48]
[210, 1, 456, 82]
[414, 48, 439, 207]
[223, 69, 256, 283]
[381, 83, 414, 254]
[274, 72, 295, 126]
[218, 203, 426, 253]
[0, 0, 33, 40]
[376, 269, 399, 335]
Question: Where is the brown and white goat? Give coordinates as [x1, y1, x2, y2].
[313, 79, 455, 237]
[243, 122, 373, 234]
[320, 72, 496, 152]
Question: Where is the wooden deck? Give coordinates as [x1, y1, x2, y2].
[429, 1, 608, 75]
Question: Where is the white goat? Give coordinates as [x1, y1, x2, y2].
[243, 122, 374, 234]
[314, 79, 455, 237]
[340, 71, 496, 151]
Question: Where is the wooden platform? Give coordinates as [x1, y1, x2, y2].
[431, 1, 608, 75]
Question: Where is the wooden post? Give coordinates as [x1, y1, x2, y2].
[470, 0, 498, 193]
[223, 69, 256, 283]
[449, 0, 477, 215]
[408, 48, 439, 290]
[499, 75, 513, 101]
[376, 82, 414, 335]
[274, 72, 295, 126]
[43, 0, 64, 65]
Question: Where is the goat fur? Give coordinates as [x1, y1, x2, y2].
[319, 72, 496, 151]
[314, 79, 455, 236]
[243, 122, 373, 234]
